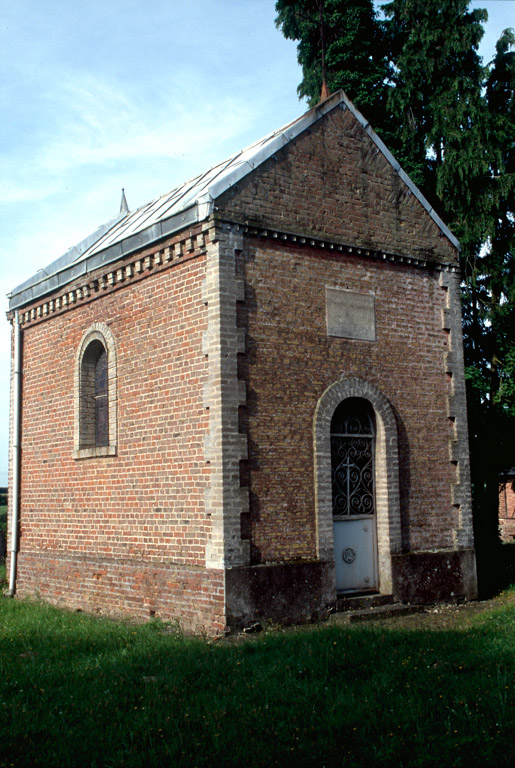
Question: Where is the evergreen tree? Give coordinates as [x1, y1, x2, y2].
[463, 30, 515, 575]
[480, 29, 515, 418]
[381, 0, 488, 204]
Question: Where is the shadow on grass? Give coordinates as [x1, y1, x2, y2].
[1, 595, 514, 768]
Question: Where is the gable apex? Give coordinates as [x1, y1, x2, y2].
[8, 90, 459, 311]
[205, 91, 459, 257]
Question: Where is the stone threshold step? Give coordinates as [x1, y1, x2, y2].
[329, 602, 427, 625]
[336, 592, 395, 612]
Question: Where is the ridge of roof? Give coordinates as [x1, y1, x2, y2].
[8, 90, 460, 311]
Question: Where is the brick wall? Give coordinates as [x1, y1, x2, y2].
[217, 105, 457, 266]
[10, 233, 226, 633]
[237, 239, 456, 564]
[500, 479, 515, 541]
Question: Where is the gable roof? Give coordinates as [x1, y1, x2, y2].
[8, 90, 459, 311]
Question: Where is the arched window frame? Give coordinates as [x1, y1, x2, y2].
[73, 322, 118, 459]
[314, 378, 401, 595]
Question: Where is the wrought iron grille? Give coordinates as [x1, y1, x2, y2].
[331, 399, 375, 517]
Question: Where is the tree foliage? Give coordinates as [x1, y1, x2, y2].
[275, 0, 390, 119]
[276, 0, 515, 553]
[382, 1, 487, 202]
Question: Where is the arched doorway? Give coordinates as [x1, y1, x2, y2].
[314, 378, 401, 596]
[331, 398, 377, 591]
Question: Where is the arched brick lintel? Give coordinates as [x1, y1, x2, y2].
[314, 377, 401, 595]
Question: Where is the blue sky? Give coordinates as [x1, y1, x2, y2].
[0, 0, 513, 485]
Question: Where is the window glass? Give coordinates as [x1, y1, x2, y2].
[94, 348, 108, 446]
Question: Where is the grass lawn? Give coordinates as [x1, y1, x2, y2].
[1, 590, 514, 768]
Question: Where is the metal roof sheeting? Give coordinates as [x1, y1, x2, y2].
[9, 91, 459, 310]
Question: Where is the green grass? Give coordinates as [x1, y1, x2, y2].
[1, 592, 515, 768]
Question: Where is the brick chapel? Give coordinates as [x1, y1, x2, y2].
[7, 91, 477, 633]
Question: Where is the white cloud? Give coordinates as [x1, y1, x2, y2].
[0, 66, 268, 221]
[35, 72, 257, 175]
[0, 180, 61, 205]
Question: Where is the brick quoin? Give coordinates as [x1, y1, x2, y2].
[7, 92, 477, 633]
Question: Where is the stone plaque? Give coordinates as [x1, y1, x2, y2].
[326, 288, 376, 341]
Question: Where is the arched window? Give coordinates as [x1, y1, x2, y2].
[74, 323, 117, 459]
[330, 398, 375, 518]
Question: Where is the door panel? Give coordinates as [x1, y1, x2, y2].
[333, 516, 377, 591]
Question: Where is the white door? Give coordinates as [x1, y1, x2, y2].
[331, 398, 377, 593]
[333, 516, 377, 591]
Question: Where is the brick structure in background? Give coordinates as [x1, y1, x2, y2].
[7, 91, 477, 633]
[499, 470, 515, 541]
